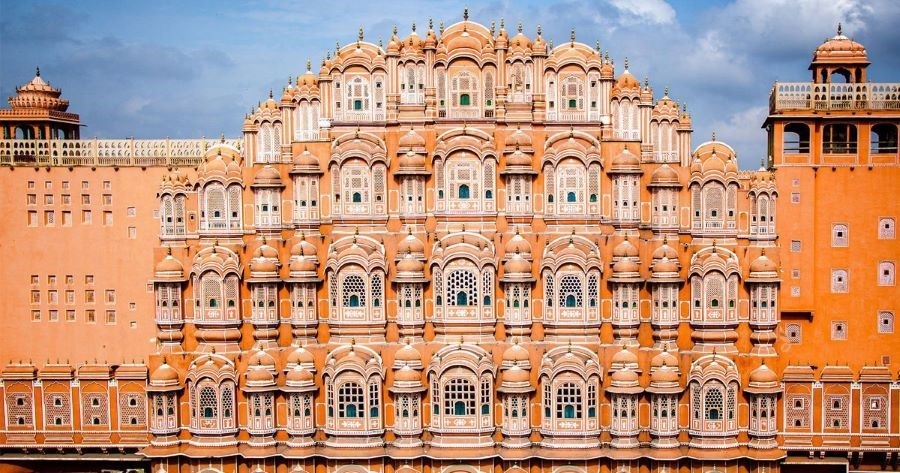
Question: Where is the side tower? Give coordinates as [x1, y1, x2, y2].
[0, 68, 81, 140]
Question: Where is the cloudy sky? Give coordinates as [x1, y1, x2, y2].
[2, 0, 898, 169]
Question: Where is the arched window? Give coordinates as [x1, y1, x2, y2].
[460, 94, 471, 106]
[338, 382, 364, 418]
[341, 274, 366, 307]
[446, 269, 477, 308]
[444, 378, 475, 416]
[459, 184, 470, 199]
[823, 124, 858, 154]
[784, 123, 811, 153]
[871, 124, 898, 154]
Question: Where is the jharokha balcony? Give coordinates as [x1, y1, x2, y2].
[770, 82, 900, 112]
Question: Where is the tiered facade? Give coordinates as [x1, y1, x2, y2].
[0, 17, 897, 473]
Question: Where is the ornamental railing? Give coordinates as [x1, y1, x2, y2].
[0, 138, 240, 167]
[770, 82, 900, 112]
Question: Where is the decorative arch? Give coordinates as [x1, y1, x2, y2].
[688, 355, 740, 439]
[428, 344, 496, 435]
[323, 344, 385, 442]
[541, 235, 603, 334]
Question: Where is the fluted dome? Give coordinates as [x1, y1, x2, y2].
[615, 70, 640, 90]
[394, 365, 422, 383]
[8, 69, 71, 111]
[652, 257, 680, 275]
[396, 252, 425, 273]
[651, 349, 679, 369]
[149, 363, 179, 384]
[286, 346, 315, 367]
[502, 342, 530, 365]
[252, 165, 283, 187]
[651, 364, 680, 384]
[649, 164, 680, 186]
[750, 363, 778, 384]
[504, 126, 533, 149]
[395, 343, 422, 364]
[503, 252, 532, 275]
[503, 364, 531, 383]
[399, 128, 426, 148]
[611, 367, 639, 384]
[813, 25, 867, 64]
[652, 240, 678, 260]
[613, 238, 639, 258]
[505, 148, 533, 167]
[246, 367, 275, 384]
[286, 365, 315, 383]
[750, 252, 777, 274]
[155, 254, 184, 279]
[611, 148, 641, 172]
[397, 231, 425, 255]
[504, 231, 532, 255]
[611, 346, 638, 367]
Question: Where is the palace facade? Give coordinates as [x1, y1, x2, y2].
[0, 16, 897, 473]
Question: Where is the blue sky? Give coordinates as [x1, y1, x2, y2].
[2, 0, 898, 168]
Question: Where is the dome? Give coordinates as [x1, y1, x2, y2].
[750, 253, 778, 274]
[247, 350, 276, 369]
[651, 241, 678, 260]
[615, 70, 640, 90]
[651, 364, 680, 384]
[506, 149, 532, 167]
[652, 257, 679, 275]
[286, 346, 315, 366]
[253, 242, 279, 260]
[749, 363, 778, 384]
[298, 69, 318, 87]
[398, 151, 426, 170]
[398, 128, 426, 148]
[149, 363, 179, 384]
[446, 32, 483, 53]
[155, 254, 184, 277]
[246, 368, 274, 384]
[8, 68, 71, 111]
[611, 347, 638, 366]
[612, 258, 640, 274]
[504, 231, 532, 255]
[252, 165, 283, 187]
[292, 147, 321, 171]
[813, 25, 867, 64]
[611, 367, 639, 384]
[611, 148, 641, 171]
[395, 343, 422, 363]
[396, 253, 425, 273]
[504, 127, 533, 149]
[503, 364, 531, 383]
[503, 252, 532, 275]
[286, 365, 315, 383]
[394, 365, 422, 383]
[651, 349, 679, 369]
[502, 342, 530, 364]
[250, 258, 278, 274]
[649, 164, 680, 186]
[613, 238, 639, 258]
[291, 237, 318, 258]
[338, 242, 369, 260]
[397, 231, 425, 255]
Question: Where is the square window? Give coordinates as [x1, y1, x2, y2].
[82, 210, 92, 224]
[86, 309, 96, 323]
[831, 321, 848, 340]
[62, 181, 70, 190]
[878, 311, 894, 334]
[44, 181, 52, 190]
[105, 289, 116, 304]
[85, 290, 95, 303]
[65, 290, 75, 304]
[103, 181, 111, 190]
[82, 194, 91, 205]
[128, 226, 137, 239]
[61, 194, 71, 205]
[102, 194, 112, 205]
[44, 194, 54, 205]
[49, 309, 59, 322]
[32, 310, 41, 322]
[879, 217, 895, 239]
[31, 275, 39, 285]
[129, 302, 136, 311]
[44, 211, 55, 225]
[790, 240, 801, 252]
[792, 178, 800, 187]
[27, 181, 35, 189]
[27, 211, 38, 226]
[106, 310, 116, 324]
[66, 310, 75, 322]
[127, 207, 136, 217]
[65, 275, 74, 285]
[791, 286, 800, 297]
[61, 211, 72, 226]
[791, 269, 800, 279]
[791, 192, 800, 204]
[31, 290, 40, 304]
[786, 323, 801, 343]
[103, 211, 113, 226]
[26, 194, 36, 205]
[48, 275, 56, 285]
[85, 275, 94, 285]
[82, 181, 89, 190]
[48, 290, 58, 304]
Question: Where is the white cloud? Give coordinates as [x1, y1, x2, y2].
[607, 0, 676, 25]
[703, 105, 770, 168]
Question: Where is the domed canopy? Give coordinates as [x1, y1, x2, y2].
[613, 238, 639, 258]
[610, 148, 641, 173]
[149, 363, 179, 385]
[291, 147, 322, 174]
[502, 364, 531, 384]
[397, 230, 425, 256]
[610, 346, 639, 371]
[394, 343, 422, 364]
[8, 68, 71, 112]
[396, 252, 425, 273]
[615, 70, 641, 90]
[286, 346, 315, 367]
[251, 165, 284, 188]
[503, 252, 532, 275]
[504, 230, 532, 256]
[246, 367, 275, 386]
[750, 253, 777, 274]
[502, 341, 530, 367]
[286, 365, 315, 384]
[398, 128, 426, 149]
[154, 253, 185, 280]
[746, 362, 782, 394]
[812, 24, 868, 67]
[649, 164, 681, 187]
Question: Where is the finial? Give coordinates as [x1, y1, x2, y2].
[306, 58, 311, 72]
[393, 25, 398, 36]
[549, 39, 553, 48]
[166, 246, 172, 256]
[335, 41, 340, 52]
[490, 21, 495, 36]
[712, 131, 716, 141]
[269, 89, 273, 99]
[288, 75, 292, 85]
[682, 102, 688, 113]
[664, 85, 669, 97]
[463, 6, 469, 21]
[412, 22, 416, 32]
[537, 24, 542, 36]
[35, 66, 41, 77]
[517, 21, 523, 33]
[429, 17, 433, 30]
[837, 22, 842, 36]
[440, 20, 444, 34]
[644, 76, 649, 87]
[624, 57, 629, 70]
[326, 51, 331, 60]
[358, 25, 364, 42]
[378, 38, 383, 48]
[595, 40, 600, 51]
[604, 50, 610, 61]
[570, 28, 576, 43]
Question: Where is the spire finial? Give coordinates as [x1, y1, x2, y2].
[463, 6, 469, 21]
[712, 131, 716, 141]
[288, 75, 292, 85]
[393, 25, 398, 36]
[570, 28, 576, 43]
[440, 20, 444, 34]
[412, 22, 416, 32]
[358, 25, 364, 42]
[500, 18, 505, 30]
[429, 17, 433, 30]
[837, 22, 842, 36]
[517, 21, 523, 33]
[537, 24, 542, 36]
[644, 76, 649, 87]
[664, 85, 669, 97]
[306, 58, 311, 72]
[335, 41, 340, 53]
[269, 89, 273, 99]
[595, 40, 600, 51]
[490, 21, 495, 36]
[624, 57, 629, 70]
[35, 66, 41, 77]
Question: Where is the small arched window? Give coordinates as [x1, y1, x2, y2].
[459, 94, 471, 106]
[458, 184, 470, 199]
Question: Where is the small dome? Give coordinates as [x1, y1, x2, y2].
[294, 147, 320, 168]
[813, 26, 867, 63]
[613, 238, 639, 258]
[651, 364, 680, 384]
[611, 148, 640, 171]
[286, 347, 315, 366]
[503, 364, 531, 383]
[394, 365, 422, 383]
[652, 257, 679, 275]
[253, 242, 279, 260]
[611, 346, 638, 366]
[252, 165, 283, 186]
[396, 253, 425, 273]
[155, 254, 184, 276]
[395, 343, 422, 363]
[506, 149, 532, 167]
[750, 253, 778, 274]
[504, 127, 533, 149]
[250, 258, 278, 274]
[398, 151, 426, 170]
[502, 342, 530, 364]
[503, 252, 532, 275]
[650, 164, 680, 185]
[397, 231, 425, 255]
[399, 128, 426, 148]
[650, 349, 679, 368]
[749, 363, 779, 384]
[291, 237, 318, 258]
[504, 231, 532, 255]
[611, 367, 639, 384]
[149, 363, 179, 383]
[298, 69, 318, 87]
[286, 365, 314, 383]
[615, 70, 640, 90]
[651, 241, 678, 260]
[247, 350, 276, 369]
[612, 258, 640, 274]
[246, 368, 274, 384]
